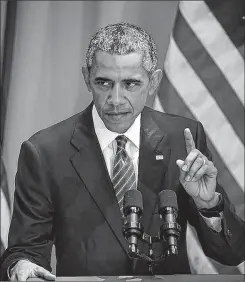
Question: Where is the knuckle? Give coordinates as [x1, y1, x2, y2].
[17, 269, 25, 276]
[189, 166, 196, 174]
[213, 167, 218, 174]
[195, 170, 201, 177]
[186, 152, 195, 161]
[34, 266, 46, 275]
[203, 164, 208, 169]
[189, 149, 195, 156]
[197, 156, 203, 163]
[190, 149, 198, 155]
[194, 174, 200, 181]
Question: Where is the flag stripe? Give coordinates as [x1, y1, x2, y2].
[157, 74, 244, 219]
[173, 11, 244, 144]
[205, 0, 245, 51]
[180, 1, 244, 106]
[164, 37, 244, 190]
[158, 72, 194, 120]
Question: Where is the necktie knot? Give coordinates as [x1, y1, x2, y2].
[116, 135, 127, 152]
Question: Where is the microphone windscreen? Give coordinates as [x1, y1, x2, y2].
[123, 190, 143, 211]
[158, 190, 178, 211]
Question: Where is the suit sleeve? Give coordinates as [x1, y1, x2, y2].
[186, 121, 245, 266]
[0, 140, 54, 280]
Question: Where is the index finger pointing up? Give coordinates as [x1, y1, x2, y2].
[184, 128, 196, 154]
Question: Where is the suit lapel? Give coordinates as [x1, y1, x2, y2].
[138, 108, 171, 233]
[70, 104, 128, 256]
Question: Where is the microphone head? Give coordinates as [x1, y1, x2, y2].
[123, 190, 143, 211]
[158, 190, 178, 211]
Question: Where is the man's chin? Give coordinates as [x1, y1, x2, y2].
[102, 114, 134, 133]
[104, 121, 131, 134]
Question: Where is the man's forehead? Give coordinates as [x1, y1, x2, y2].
[94, 50, 144, 70]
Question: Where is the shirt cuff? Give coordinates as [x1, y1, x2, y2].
[200, 211, 223, 232]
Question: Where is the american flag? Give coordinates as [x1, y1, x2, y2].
[153, 0, 244, 273]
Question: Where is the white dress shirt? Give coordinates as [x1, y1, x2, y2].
[92, 105, 140, 183]
[92, 105, 222, 232]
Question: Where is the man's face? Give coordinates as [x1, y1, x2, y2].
[83, 51, 156, 133]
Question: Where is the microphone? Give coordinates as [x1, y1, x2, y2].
[158, 190, 181, 256]
[122, 190, 144, 255]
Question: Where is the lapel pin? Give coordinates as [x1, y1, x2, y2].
[156, 155, 164, 160]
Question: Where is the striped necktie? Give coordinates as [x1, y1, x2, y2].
[112, 135, 137, 215]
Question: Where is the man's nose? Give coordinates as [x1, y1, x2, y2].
[108, 84, 125, 106]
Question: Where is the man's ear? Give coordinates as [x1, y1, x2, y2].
[148, 69, 163, 96]
[82, 66, 92, 92]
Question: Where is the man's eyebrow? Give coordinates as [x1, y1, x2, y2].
[94, 77, 112, 82]
[122, 78, 142, 83]
[93, 77, 142, 83]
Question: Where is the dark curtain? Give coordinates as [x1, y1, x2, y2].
[0, 0, 17, 256]
[1, 0, 17, 146]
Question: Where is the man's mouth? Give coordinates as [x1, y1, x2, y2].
[105, 111, 130, 121]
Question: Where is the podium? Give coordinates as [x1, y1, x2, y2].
[27, 275, 244, 282]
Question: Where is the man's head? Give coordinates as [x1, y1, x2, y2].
[83, 22, 162, 133]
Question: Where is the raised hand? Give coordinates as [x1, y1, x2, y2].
[176, 128, 219, 209]
[10, 259, 56, 281]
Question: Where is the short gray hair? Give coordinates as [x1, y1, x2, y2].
[86, 22, 158, 73]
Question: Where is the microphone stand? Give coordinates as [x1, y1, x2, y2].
[123, 216, 181, 274]
[122, 189, 181, 275]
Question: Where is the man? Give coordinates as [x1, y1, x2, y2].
[1, 22, 244, 280]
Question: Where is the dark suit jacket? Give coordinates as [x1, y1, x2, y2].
[1, 104, 244, 278]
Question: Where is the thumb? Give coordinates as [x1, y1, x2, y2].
[176, 159, 186, 182]
[34, 266, 56, 281]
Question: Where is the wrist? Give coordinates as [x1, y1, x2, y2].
[194, 192, 220, 209]
[207, 193, 220, 209]
[197, 193, 224, 218]
[7, 260, 19, 280]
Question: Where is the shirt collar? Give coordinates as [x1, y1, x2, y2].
[92, 105, 141, 151]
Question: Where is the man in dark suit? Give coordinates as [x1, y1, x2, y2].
[1, 22, 244, 281]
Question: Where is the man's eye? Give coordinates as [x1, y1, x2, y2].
[125, 82, 139, 90]
[96, 81, 112, 88]
[97, 81, 109, 86]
